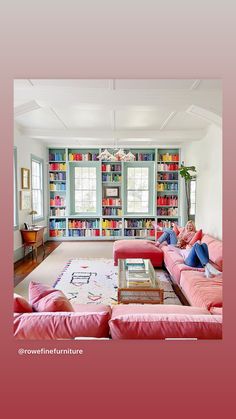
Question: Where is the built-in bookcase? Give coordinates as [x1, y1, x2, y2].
[48, 147, 181, 240]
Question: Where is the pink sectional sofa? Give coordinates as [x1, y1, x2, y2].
[162, 233, 223, 285]
[162, 233, 223, 311]
[14, 303, 222, 340]
[113, 239, 163, 267]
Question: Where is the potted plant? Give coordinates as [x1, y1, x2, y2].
[178, 164, 197, 220]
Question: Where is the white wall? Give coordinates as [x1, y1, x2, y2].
[14, 125, 48, 259]
[182, 124, 222, 239]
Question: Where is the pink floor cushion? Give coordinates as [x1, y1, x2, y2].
[109, 305, 222, 339]
[113, 239, 163, 267]
[29, 281, 74, 312]
[180, 271, 223, 311]
[14, 305, 111, 339]
[14, 293, 33, 313]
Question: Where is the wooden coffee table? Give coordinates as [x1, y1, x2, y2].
[117, 259, 164, 304]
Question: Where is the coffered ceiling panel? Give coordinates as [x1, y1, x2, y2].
[53, 107, 112, 129]
[165, 111, 210, 130]
[15, 108, 64, 129]
[115, 109, 173, 129]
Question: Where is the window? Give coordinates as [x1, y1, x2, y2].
[70, 163, 100, 214]
[190, 178, 196, 217]
[31, 156, 44, 220]
[124, 163, 154, 215]
[13, 148, 18, 228]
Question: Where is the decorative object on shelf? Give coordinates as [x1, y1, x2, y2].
[29, 209, 38, 226]
[121, 151, 136, 161]
[97, 149, 116, 161]
[20, 190, 31, 210]
[104, 187, 120, 198]
[178, 163, 196, 219]
[105, 187, 120, 198]
[114, 149, 126, 161]
[21, 168, 30, 189]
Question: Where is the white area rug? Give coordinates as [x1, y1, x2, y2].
[53, 258, 182, 305]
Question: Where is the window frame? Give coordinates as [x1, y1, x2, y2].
[31, 154, 45, 222]
[14, 147, 19, 230]
[189, 177, 196, 218]
[123, 161, 155, 216]
[70, 161, 101, 216]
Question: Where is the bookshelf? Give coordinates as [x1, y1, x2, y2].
[47, 147, 181, 240]
[156, 149, 180, 228]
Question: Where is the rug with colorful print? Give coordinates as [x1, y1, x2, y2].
[53, 258, 182, 305]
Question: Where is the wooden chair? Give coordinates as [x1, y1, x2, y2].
[20, 227, 46, 262]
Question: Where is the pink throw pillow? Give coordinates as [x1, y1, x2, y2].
[14, 293, 33, 313]
[29, 281, 74, 312]
[189, 229, 203, 246]
[173, 224, 180, 236]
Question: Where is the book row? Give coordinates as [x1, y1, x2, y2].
[124, 219, 154, 229]
[68, 229, 100, 237]
[124, 229, 155, 237]
[49, 172, 66, 181]
[49, 163, 67, 171]
[102, 219, 122, 229]
[102, 198, 122, 206]
[50, 196, 66, 207]
[159, 153, 179, 162]
[49, 152, 66, 161]
[102, 173, 122, 182]
[102, 207, 123, 216]
[102, 230, 122, 237]
[157, 196, 178, 206]
[50, 208, 66, 216]
[101, 164, 122, 172]
[157, 182, 178, 192]
[157, 172, 178, 181]
[49, 220, 66, 230]
[69, 152, 99, 161]
[68, 219, 100, 229]
[50, 183, 66, 191]
[157, 163, 179, 171]
[157, 207, 178, 216]
[49, 230, 66, 237]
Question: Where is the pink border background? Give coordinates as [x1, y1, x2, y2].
[0, 2, 235, 417]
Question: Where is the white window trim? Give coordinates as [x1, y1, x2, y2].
[31, 154, 45, 222]
[14, 147, 19, 230]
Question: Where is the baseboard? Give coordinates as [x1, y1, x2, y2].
[14, 246, 24, 263]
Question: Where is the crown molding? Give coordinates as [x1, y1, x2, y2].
[14, 100, 41, 117]
[186, 105, 222, 127]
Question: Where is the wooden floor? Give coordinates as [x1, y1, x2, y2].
[14, 241, 61, 287]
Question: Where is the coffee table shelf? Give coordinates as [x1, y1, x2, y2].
[118, 259, 164, 304]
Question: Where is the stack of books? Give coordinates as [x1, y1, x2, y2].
[125, 259, 151, 285]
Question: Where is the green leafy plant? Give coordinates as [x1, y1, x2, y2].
[178, 164, 197, 219]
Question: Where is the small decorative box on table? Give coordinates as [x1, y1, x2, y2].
[118, 258, 164, 304]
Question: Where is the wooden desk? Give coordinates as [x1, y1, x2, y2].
[20, 227, 46, 261]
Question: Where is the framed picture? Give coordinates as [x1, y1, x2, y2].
[104, 187, 119, 198]
[21, 168, 30, 189]
[20, 190, 31, 210]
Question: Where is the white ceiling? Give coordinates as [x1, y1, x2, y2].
[14, 79, 222, 147]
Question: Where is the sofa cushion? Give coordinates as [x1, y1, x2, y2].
[189, 229, 203, 246]
[14, 293, 33, 313]
[201, 235, 223, 270]
[109, 305, 222, 339]
[210, 307, 223, 315]
[29, 281, 74, 312]
[113, 239, 163, 267]
[14, 305, 111, 339]
[180, 271, 223, 310]
[163, 246, 204, 284]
